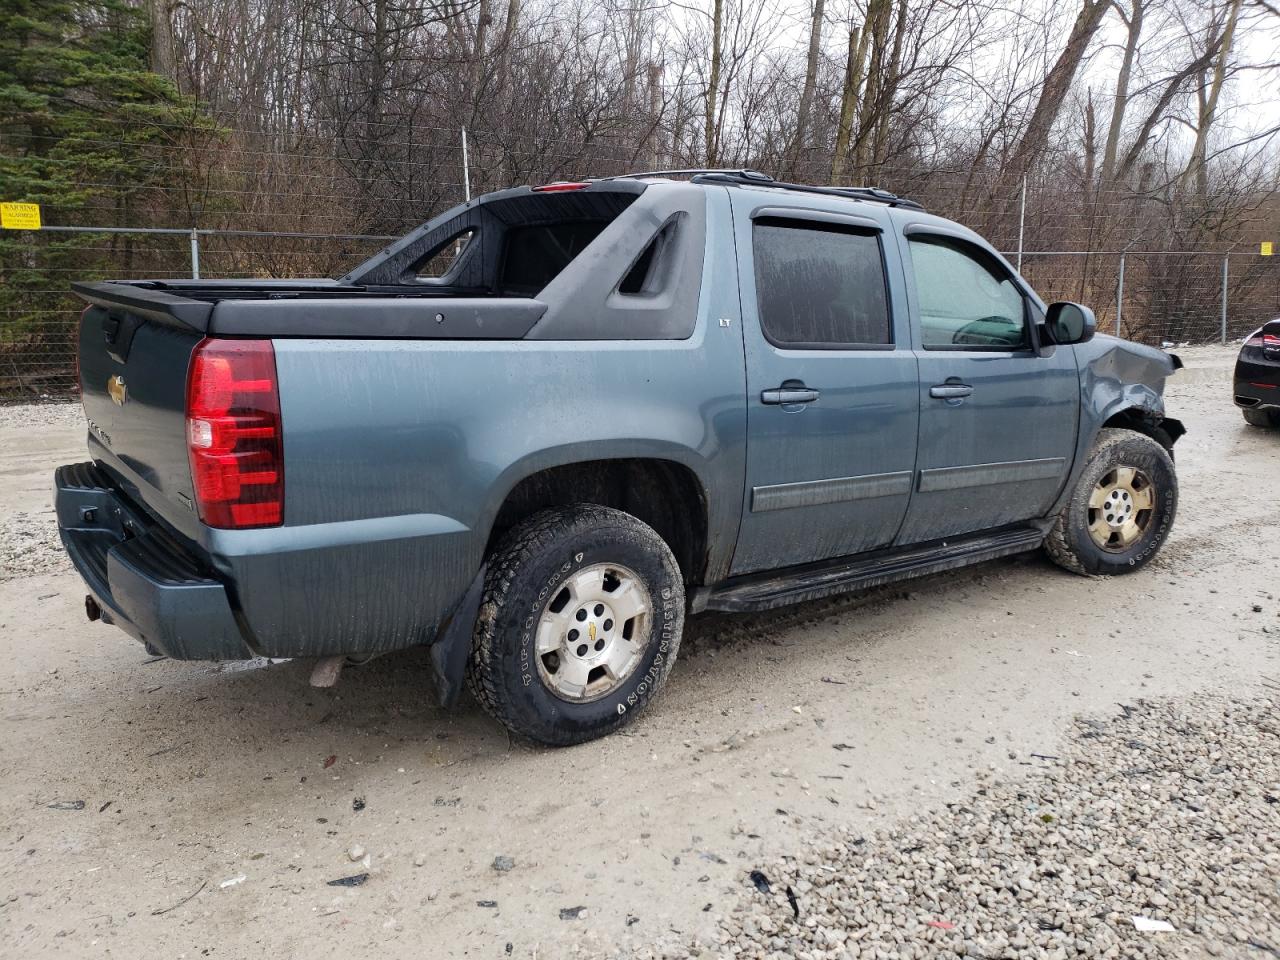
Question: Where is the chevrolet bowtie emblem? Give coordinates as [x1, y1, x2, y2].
[107, 375, 127, 406]
[588, 622, 597, 643]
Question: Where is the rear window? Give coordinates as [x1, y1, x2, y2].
[500, 220, 610, 295]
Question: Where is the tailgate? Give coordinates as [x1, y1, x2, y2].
[74, 282, 212, 536]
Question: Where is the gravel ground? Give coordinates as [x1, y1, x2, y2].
[0, 399, 83, 430]
[2, 347, 1278, 959]
[678, 693, 1280, 960]
[0, 402, 80, 581]
[0, 509, 69, 581]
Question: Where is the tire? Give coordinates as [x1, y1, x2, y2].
[1045, 428, 1177, 576]
[466, 503, 685, 746]
[1242, 406, 1279, 428]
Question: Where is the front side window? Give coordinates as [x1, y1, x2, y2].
[753, 218, 892, 347]
[908, 236, 1028, 349]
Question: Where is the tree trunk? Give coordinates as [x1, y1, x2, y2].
[851, 0, 891, 180]
[470, 0, 493, 110]
[147, 0, 176, 83]
[871, 0, 907, 174]
[1113, 42, 1221, 183]
[705, 0, 723, 165]
[496, 0, 520, 100]
[369, 0, 389, 133]
[790, 0, 825, 169]
[648, 61, 664, 168]
[1082, 87, 1097, 185]
[1100, 0, 1142, 183]
[1183, 0, 1241, 197]
[1007, 0, 1110, 178]
[831, 24, 868, 184]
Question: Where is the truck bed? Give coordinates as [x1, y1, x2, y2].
[72, 280, 547, 339]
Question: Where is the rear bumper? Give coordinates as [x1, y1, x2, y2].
[55, 462, 254, 660]
[1235, 354, 1280, 410]
[1234, 379, 1280, 410]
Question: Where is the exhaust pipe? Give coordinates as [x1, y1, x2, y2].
[84, 594, 102, 622]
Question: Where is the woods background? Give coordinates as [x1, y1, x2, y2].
[2, 0, 1279, 395]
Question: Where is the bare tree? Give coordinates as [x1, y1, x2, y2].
[1182, 0, 1243, 196]
[1007, 0, 1111, 178]
[789, 0, 826, 169]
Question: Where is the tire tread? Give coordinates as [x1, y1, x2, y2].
[1044, 427, 1174, 577]
[465, 503, 681, 746]
[1242, 407, 1278, 428]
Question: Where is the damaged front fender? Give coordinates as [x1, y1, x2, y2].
[1078, 334, 1179, 426]
[1038, 335, 1185, 528]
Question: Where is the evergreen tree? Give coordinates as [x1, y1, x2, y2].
[0, 0, 208, 388]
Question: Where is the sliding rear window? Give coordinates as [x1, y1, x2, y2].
[499, 220, 610, 295]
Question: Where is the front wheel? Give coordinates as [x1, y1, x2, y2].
[1242, 406, 1279, 428]
[466, 503, 685, 746]
[1045, 428, 1177, 576]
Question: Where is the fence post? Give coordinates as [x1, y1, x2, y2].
[1220, 255, 1229, 344]
[461, 127, 472, 202]
[1016, 175, 1026, 272]
[190, 228, 200, 280]
[1115, 253, 1125, 337]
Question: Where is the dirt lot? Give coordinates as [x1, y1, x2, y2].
[1, 345, 1276, 959]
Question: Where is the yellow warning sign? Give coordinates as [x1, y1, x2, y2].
[1263, 241, 1274, 257]
[0, 202, 41, 230]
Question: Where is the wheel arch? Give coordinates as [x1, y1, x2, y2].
[484, 455, 712, 587]
[1100, 405, 1185, 456]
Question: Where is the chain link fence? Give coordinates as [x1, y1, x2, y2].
[1017, 250, 1278, 346]
[1, 226, 389, 398]
[2, 224, 1276, 399]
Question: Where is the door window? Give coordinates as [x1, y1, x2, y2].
[908, 236, 1028, 349]
[753, 218, 892, 348]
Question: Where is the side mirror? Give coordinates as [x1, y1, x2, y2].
[1044, 301, 1096, 345]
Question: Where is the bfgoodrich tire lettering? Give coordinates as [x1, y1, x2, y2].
[1045, 428, 1178, 576]
[466, 503, 684, 746]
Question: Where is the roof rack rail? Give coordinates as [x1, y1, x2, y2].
[598, 167, 924, 210]
[600, 168, 776, 182]
[691, 170, 925, 211]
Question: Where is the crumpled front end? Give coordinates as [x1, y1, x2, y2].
[1076, 334, 1185, 446]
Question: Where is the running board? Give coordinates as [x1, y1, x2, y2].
[704, 527, 1046, 613]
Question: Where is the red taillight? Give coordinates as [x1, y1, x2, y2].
[1247, 331, 1280, 349]
[186, 338, 284, 529]
[531, 182, 590, 192]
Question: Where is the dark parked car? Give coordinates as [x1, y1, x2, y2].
[1234, 319, 1280, 427]
[57, 170, 1184, 745]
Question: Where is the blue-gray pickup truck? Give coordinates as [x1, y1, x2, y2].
[57, 170, 1184, 745]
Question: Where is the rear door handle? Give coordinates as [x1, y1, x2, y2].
[761, 387, 820, 405]
[929, 383, 973, 399]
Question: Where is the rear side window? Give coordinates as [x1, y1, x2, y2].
[752, 219, 891, 347]
[415, 229, 474, 279]
[500, 220, 609, 295]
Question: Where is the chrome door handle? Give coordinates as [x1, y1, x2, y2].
[929, 383, 973, 399]
[761, 387, 820, 405]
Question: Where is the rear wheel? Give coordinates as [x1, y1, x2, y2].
[466, 503, 684, 746]
[1242, 406, 1279, 428]
[1045, 428, 1177, 576]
